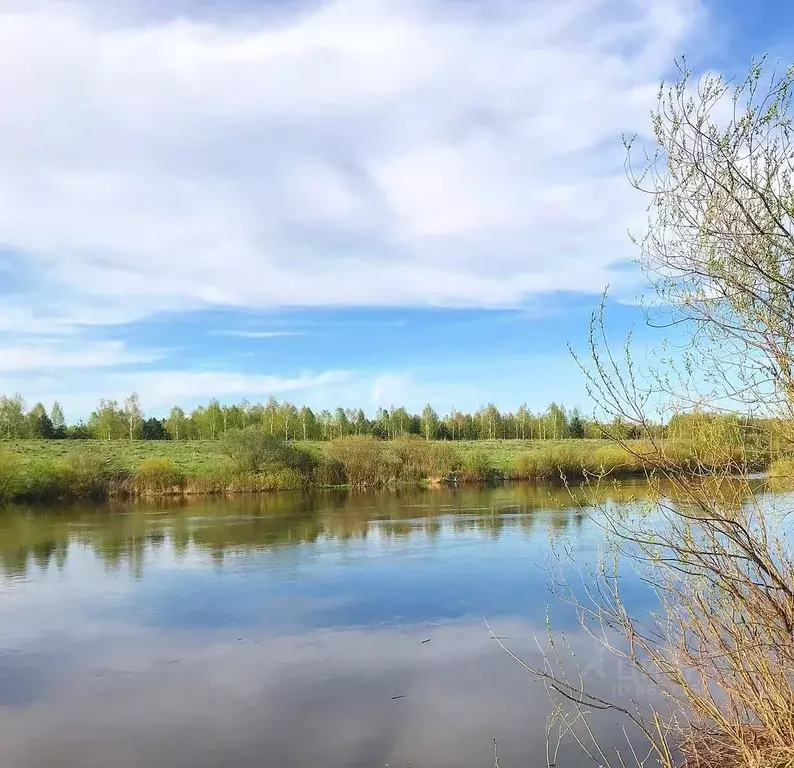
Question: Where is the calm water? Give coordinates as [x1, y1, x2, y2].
[0, 483, 666, 767]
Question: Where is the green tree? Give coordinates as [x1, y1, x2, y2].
[27, 402, 54, 438]
[123, 393, 143, 440]
[421, 404, 440, 440]
[0, 394, 26, 438]
[391, 407, 410, 438]
[90, 399, 123, 440]
[206, 399, 222, 440]
[141, 417, 168, 440]
[568, 410, 585, 439]
[481, 403, 501, 439]
[264, 396, 279, 436]
[544, 402, 567, 440]
[50, 401, 66, 437]
[334, 407, 350, 438]
[280, 402, 299, 440]
[516, 403, 530, 439]
[165, 406, 187, 440]
[299, 406, 317, 440]
[354, 409, 368, 436]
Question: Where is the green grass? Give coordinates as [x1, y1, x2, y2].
[1, 438, 575, 476]
[1, 439, 229, 474]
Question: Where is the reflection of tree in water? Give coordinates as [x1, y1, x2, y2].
[0, 479, 755, 578]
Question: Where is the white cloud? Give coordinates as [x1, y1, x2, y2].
[124, 369, 353, 403]
[370, 372, 478, 410]
[0, 0, 702, 325]
[0, 340, 162, 373]
[1, 368, 355, 417]
[213, 330, 307, 338]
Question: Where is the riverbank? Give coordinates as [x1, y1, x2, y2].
[0, 436, 766, 503]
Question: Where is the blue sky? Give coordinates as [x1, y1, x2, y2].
[0, 0, 789, 420]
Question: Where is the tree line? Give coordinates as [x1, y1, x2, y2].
[0, 392, 772, 445]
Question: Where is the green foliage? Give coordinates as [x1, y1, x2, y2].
[568, 412, 585, 440]
[0, 452, 132, 502]
[0, 453, 21, 500]
[50, 402, 66, 433]
[385, 438, 432, 481]
[327, 436, 391, 487]
[89, 399, 125, 440]
[27, 403, 54, 439]
[135, 459, 185, 495]
[0, 436, 767, 500]
[66, 424, 93, 439]
[405, 438, 461, 480]
[327, 436, 463, 486]
[141, 418, 168, 440]
[54, 453, 130, 499]
[513, 443, 640, 481]
[221, 427, 316, 482]
[0, 395, 26, 438]
[459, 450, 496, 482]
[313, 456, 346, 486]
[221, 428, 286, 474]
[766, 457, 794, 490]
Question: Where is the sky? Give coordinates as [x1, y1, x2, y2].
[0, 0, 792, 421]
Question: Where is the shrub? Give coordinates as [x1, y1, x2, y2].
[424, 441, 462, 480]
[459, 450, 495, 482]
[377, 437, 462, 482]
[135, 459, 185, 495]
[327, 436, 390, 487]
[768, 457, 794, 490]
[313, 456, 346, 486]
[385, 437, 430, 481]
[0, 453, 21, 501]
[221, 428, 285, 473]
[769, 457, 794, 477]
[58, 453, 129, 499]
[513, 444, 642, 482]
[221, 428, 316, 482]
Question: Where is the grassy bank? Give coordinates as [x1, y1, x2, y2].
[0, 434, 765, 504]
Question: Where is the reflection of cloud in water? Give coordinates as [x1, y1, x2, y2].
[0, 619, 653, 768]
[0, 485, 671, 767]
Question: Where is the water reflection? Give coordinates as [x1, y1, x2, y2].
[0, 482, 746, 768]
[0, 483, 650, 579]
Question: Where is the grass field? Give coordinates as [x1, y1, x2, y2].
[0, 438, 630, 475]
[2, 438, 230, 475]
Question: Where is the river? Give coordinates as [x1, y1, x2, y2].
[0, 482, 690, 767]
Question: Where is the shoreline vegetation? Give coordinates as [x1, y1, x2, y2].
[0, 430, 778, 503]
[1, 393, 786, 503]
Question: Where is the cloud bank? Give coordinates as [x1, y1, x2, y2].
[0, 0, 703, 410]
[0, 0, 699, 318]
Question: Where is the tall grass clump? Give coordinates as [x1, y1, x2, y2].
[512, 443, 641, 481]
[459, 449, 496, 482]
[384, 437, 462, 482]
[767, 457, 794, 490]
[424, 441, 462, 481]
[221, 427, 316, 487]
[4, 452, 132, 501]
[327, 436, 392, 487]
[58, 453, 130, 499]
[313, 456, 346, 487]
[135, 459, 185, 495]
[0, 453, 21, 501]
